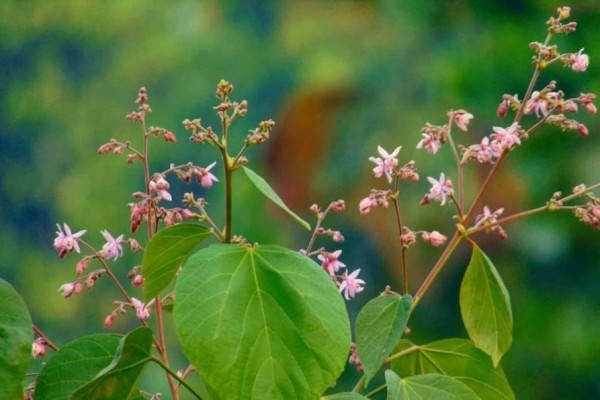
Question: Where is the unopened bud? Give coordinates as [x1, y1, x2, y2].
[104, 313, 116, 329]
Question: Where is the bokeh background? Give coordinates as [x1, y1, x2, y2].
[2, 1, 600, 398]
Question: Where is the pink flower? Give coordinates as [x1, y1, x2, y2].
[416, 133, 442, 154]
[468, 136, 503, 164]
[149, 176, 172, 202]
[359, 196, 377, 214]
[426, 173, 454, 206]
[369, 146, 401, 183]
[524, 91, 553, 117]
[58, 282, 82, 298]
[422, 231, 447, 246]
[99, 230, 125, 260]
[452, 110, 474, 132]
[318, 250, 346, 276]
[53, 223, 86, 258]
[571, 49, 589, 72]
[338, 269, 365, 300]
[32, 338, 46, 358]
[196, 162, 219, 188]
[492, 123, 521, 150]
[131, 298, 151, 320]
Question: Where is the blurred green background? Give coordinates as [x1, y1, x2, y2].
[2, 0, 600, 398]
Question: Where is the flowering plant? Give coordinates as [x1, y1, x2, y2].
[1, 6, 598, 400]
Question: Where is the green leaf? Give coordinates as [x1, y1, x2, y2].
[321, 393, 370, 399]
[391, 338, 514, 400]
[142, 222, 212, 302]
[173, 244, 350, 399]
[71, 327, 153, 400]
[242, 166, 311, 231]
[0, 278, 33, 400]
[355, 293, 412, 386]
[35, 334, 121, 400]
[385, 370, 480, 400]
[459, 244, 512, 366]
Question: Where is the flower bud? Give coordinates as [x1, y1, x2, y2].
[577, 123, 589, 137]
[330, 200, 346, 212]
[104, 313, 116, 329]
[132, 274, 144, 287]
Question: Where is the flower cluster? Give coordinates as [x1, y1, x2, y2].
[304, 201, 365, 300]
[461, 123, 523, 164]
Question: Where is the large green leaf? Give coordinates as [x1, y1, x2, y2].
[459, 245, 512, 366]
[242, 166, 311, 230]
[385, 370, 480, 400]
[0, 278, 33, 400]
[173, 244, 351, 399]
[142, 222, 212, 302]
[391, 339, 514, 400]
[35, 334, 121, 400]
[71, 327, 153, 400]
[355, 293, 412, 386]
[321, 394, 370, 399]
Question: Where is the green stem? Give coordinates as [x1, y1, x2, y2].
[150, 356, 204, 399]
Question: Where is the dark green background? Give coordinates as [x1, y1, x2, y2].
[2, 1, 599, 398]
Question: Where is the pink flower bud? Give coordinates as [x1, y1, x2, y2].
[310, 204, 320, 213]
[359, 197, 376, 214]
[592, 206, 600, 219]
[58, 282, 77, 298]
[182, 209, 198, 220]
[104, 313, 116, 329]
[429, 231, 447, 246]
[585, 102, 597, 114]
[330, 200, 345, 212]
[163, 131, 177, 143]
[132, 274, 144, 287]
[128, 238, 142, 251]
[332, 231, 345, 243]
[496, 102, 508, 118]
[76, 258, 90, 274]
[32, 338, 47, 358]
[578, 124, 589, 137]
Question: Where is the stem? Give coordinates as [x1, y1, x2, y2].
[223, 153, 233, 243]
[412, 231, 463, 309]
[391, 195, 408, 294]
[304, 207, 329, 254]
[446, 127, 464, 213]
[140, 115, 154, 238]
[154, 297, 178, 399]
[150, 356, 204, 399]
[351, 345, 419, 394]
[33, 324, 59, 351]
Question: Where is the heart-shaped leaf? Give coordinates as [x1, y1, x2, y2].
[355, 292, 412, 386]
[173, 244, 350, 399]
[385, 370, 480, 400]
[0, 278, 33, 400]
[142, 222, 212, 302]
[391, 338, 514, 400]
[242, 166, 311, 231]
[460, 244, 512, 366]
[35, 334, 121, 400]
[71, 327, 153, 400]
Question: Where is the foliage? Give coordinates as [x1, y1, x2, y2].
[0, 4, 599, 400]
